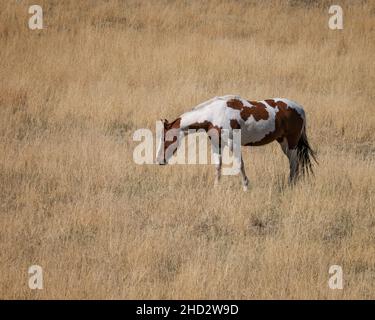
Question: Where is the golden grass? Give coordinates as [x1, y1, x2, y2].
[1, 0, 375, 299]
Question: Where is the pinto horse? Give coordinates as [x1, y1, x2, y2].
[156, 95, 316, 190]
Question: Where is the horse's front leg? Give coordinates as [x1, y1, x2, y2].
[240, 157, 249, 191]
[213, 151, 222, 186]
[209, 128, 222, 187]
[229, 137, 248, 191]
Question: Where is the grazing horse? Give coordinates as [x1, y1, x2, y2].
[156, 95, 316, 190]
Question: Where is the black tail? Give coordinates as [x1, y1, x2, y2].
[297, 126, 317, 176]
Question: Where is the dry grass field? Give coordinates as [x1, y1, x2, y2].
[1, 0, 375, 299]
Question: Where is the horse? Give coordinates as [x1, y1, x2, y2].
[156, 95, 316, 190]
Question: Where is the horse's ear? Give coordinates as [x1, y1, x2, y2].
[160, 119, 168, 128]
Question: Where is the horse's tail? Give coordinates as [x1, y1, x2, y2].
[297, 124, 317, 176]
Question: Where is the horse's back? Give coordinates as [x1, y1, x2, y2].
[271, 98, 305, 119]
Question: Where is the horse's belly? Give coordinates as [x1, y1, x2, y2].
[240, 118, 277, 146]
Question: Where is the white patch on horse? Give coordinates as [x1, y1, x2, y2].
[181, 97, 228, 129]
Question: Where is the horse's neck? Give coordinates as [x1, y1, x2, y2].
[180, 108, 212, 132]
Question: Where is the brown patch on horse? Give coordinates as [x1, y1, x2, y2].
[230, 119, 241, 129]
[227, 99, 269, 123]
[186, 120, 220, 132]
[187, 121, 223, 147]
[245, 101, 303, 148]
[185, 120, 222, 146]
[264, 99, 277, 108]
[240, 102, 269, 122]
[227, 99, 243, 110]
[281, 108, 304, 149]
[265, 99, 288, 109]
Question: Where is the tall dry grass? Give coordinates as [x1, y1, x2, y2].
[0, 0, 375, 299]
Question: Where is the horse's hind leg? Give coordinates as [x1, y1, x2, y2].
[278, 137, 299, 183]
[288, 149, 299, 183]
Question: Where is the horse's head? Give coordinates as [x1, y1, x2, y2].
[156, 118, 182, 165]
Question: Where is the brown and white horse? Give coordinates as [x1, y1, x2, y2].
[156, 95, 316, 190]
